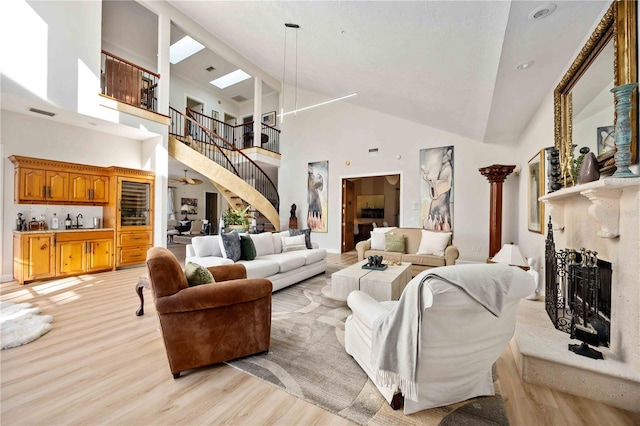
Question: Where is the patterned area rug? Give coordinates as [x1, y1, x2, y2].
[226, 272, 509, 425]
[1, 301, 53, 350]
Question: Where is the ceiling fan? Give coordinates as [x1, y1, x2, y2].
[171, 169, 203, 186]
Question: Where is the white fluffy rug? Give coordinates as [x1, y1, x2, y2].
[1, 301, 53, 350]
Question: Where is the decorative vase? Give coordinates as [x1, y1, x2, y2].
[578, 152, 600, 184]
[611, 82, 639, 178]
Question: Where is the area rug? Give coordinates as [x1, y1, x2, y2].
[1, 301, 53, 350]
[226, 272, 508, 425]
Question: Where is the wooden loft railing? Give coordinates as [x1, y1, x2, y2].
[187, 109, 281, 155]
[100, 50, 159, 112]
[169, 107, 280, 212]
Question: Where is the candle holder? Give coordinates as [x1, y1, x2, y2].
[611, 83, 639, 178]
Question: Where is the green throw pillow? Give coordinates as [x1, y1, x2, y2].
[385, 233, 405, 253]
[184, 261, 215, 287]
[240, 235, 257, 260]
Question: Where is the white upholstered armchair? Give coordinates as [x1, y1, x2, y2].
[344, 264, 535, 414]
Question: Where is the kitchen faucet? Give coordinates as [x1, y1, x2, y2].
[76, 213, 83, 228]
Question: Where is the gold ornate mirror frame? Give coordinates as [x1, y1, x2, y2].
[554, 0, 637, 179]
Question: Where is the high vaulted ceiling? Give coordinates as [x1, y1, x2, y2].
[165, 0, 608, 144]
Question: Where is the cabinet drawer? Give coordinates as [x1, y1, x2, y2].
[118, 245, 151, 266]
[119, 231, 152, 246]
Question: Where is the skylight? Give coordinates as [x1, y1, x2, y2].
[170, 36, 205, 64]
[210, 69, 251, 89]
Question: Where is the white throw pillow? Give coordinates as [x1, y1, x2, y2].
[271, 230, 290, 254]
[249, 232, 275, 257]
[417, 230, 452, 256]
[281, 234, 307, 252]
[191, 235, 221, 258]
[371, 232, 387, 251]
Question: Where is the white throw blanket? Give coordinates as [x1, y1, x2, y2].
[371, 263, 514, 402]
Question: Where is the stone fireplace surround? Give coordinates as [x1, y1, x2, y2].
[512, 177, 640, 412]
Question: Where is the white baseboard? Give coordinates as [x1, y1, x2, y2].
[1, 274, 15, 283]
[456, 259, 483, 265]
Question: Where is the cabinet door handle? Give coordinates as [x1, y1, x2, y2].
[47, 186, 51, 198]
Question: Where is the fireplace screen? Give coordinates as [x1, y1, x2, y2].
[544, 218, 611, 348]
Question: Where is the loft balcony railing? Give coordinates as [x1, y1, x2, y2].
[100, 50, 159, 112]
[169, 107, 279, 211]
[187, 109, 280, 155]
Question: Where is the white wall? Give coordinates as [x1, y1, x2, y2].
[238, 91, 280, 126]
[169, 74, 240, 123]
[1, 1, 102, 118]
[1, 111, 150, 281]
[172, 181, 221, 222]
[278, 85, 521, 258]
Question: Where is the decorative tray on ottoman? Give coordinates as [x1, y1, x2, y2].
[362, 263, 388, 271]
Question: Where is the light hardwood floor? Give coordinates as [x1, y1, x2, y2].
[1, 249, 638, 425]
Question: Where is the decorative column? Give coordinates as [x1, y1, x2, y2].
[479, 165, 516, 258]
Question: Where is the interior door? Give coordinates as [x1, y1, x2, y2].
[342, 179, 355, 252]
[206, 192, 218, 234]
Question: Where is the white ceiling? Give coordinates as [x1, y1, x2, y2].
[164, 0, 609, 143]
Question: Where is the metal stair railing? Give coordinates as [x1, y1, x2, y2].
[169, 107, 280, 211]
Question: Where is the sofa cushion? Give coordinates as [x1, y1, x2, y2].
[371, 232, 387, 250]
[271, 230, 291, 254]
[257, 253, 307, 273]
[220, 232, 242, 261]
[300, 248, 327, 265]
[191, 235, 222, 258]
[417, 230, 452, 256]
[184, 261, 215, 287]
[281, 234, 307, 252]
[185, 256, 234, 268]
[250, 232, 275, 256]
[289, 228, 312, 249]
[401, 253, 446, 268]
[240, 235, 257, 260]
[236, 259, 280, 279]
[385, 233, 405, 253]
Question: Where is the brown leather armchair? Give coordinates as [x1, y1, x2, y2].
[145, 247, 272, 378]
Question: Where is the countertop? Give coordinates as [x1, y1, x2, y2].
[13, 228, 115, 235]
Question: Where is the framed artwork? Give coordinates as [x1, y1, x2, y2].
[211, 110, 219, 120]
[262, 111, 276, 127]
[180, 197, 198, 214]
[356, 195, 385, 218]
[527, 150, 545, 234]
[597, 125, 615, 155]
[419, 146, 454, 231]
[308, 161, 328, 232]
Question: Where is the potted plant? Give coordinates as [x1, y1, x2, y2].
[222, 205, 251, 231]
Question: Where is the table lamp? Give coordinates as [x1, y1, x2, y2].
[181, 204, 190, 221]
[489, 243, 529, 270]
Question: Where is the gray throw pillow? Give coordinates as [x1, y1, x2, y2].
[220, 232, 242, 262]
[289, 228, 312, 249]
[184, 261, 215, 287]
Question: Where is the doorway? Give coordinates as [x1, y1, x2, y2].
[340, 174, 401, 253]
[186, 96, 205, 140]
[205, 192, 218, 235]
[224, 113, 237, 147]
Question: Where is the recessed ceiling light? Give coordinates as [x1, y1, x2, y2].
[515, 61, 534, 70]
[170, 36, 205, 64]
[529, 3, 557, 21]
[210, 69, 251, 89]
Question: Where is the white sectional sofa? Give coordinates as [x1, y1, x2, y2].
[185, 230, 327, 292]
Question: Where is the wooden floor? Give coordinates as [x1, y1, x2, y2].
[1, 249, 638, 425]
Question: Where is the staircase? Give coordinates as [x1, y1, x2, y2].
[168, 107, 280, 231]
